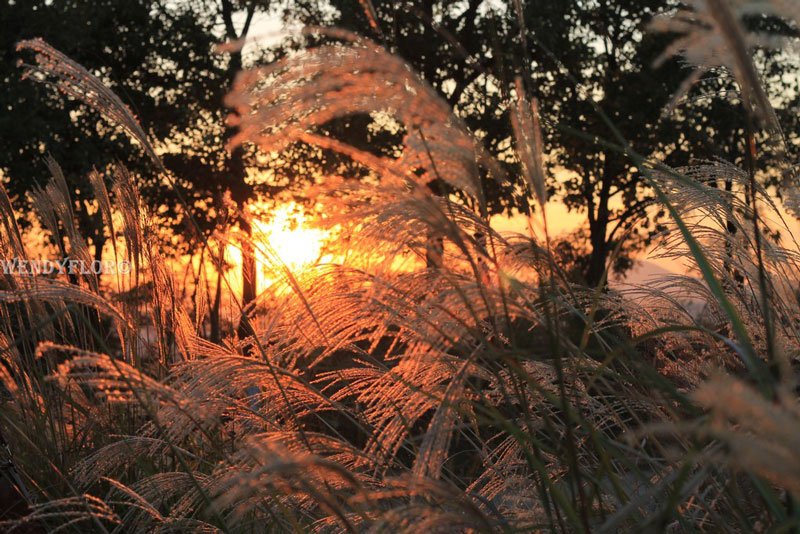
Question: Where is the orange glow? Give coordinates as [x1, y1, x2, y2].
[253, 202, 328, 289]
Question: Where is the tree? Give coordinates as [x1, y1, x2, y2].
[280, 0, 798, 286]
[5, 0, 282, 338]
[3, 0, 229, 257]
[218, 0, 269, 339]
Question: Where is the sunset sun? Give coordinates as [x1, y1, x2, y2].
[253, 202, 328, 287]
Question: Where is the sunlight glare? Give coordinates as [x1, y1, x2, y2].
[254, 202, 328, 288]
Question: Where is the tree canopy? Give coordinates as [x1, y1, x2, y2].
[3, 0, 235, 255]
[4, 0, 798, 289]
[280, 0, 799, 285]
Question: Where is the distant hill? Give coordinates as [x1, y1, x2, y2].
[612, 259, 682, 287]
[612, 259, 707, 318]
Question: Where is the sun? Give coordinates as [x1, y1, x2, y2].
[252, 202, 328, 288]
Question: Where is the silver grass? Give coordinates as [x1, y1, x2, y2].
[511, 77, 548, 211]
[650, 0, 800, 219]
[651, 0, 785, 134]
[6, 9, 800, 533]
[17, 39, 161, 169]
[225, 29, 482, 198]
[693, 376, 800, 497]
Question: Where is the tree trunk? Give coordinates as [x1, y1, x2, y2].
[220, 0, 258, 339]
[585, 172, 613, 288]
[210, 244, 224, 343]
[93, 232, 105, 264]
[425, 177, 444, 270]
[236, 216, 257, 339]
[585, 221, 609, 289]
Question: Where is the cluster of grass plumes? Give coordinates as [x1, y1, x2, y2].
[1, 1, 800, 532]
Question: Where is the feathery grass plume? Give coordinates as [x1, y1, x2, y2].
[651, 0, 785, 135]
[650, 160, 800, 369]
[0, 493, 121, 532]
[0, 185, 25, 261]
[0, 277, 133, 339]
[225, 28, 481, 198]
[16, 38, 162, 169]
[693, 376, 800, 497]
[6, 7, 800, 532]
[99, 476, 165, 532]
[110, 165, 144, 278]
[650, 0, 800, 220]
[43, 157, 97, 290]
[512, 77, 548, 211]
[27, 187, 60, 258]
[15, 40, 234, 340]
[42, 343, 172, 404]
[209, 435, 374, 526]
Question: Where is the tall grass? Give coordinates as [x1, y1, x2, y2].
[1, 1, 799, 531]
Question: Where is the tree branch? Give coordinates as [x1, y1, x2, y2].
[220, 0, 237, 40]
[607, 197, 654, 242]
[241, 1, 258, 39]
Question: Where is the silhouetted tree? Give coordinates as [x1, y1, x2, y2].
[281, 0, 799, 286]
[5, 0, 282, 337]
[5, 1, 241, 250]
